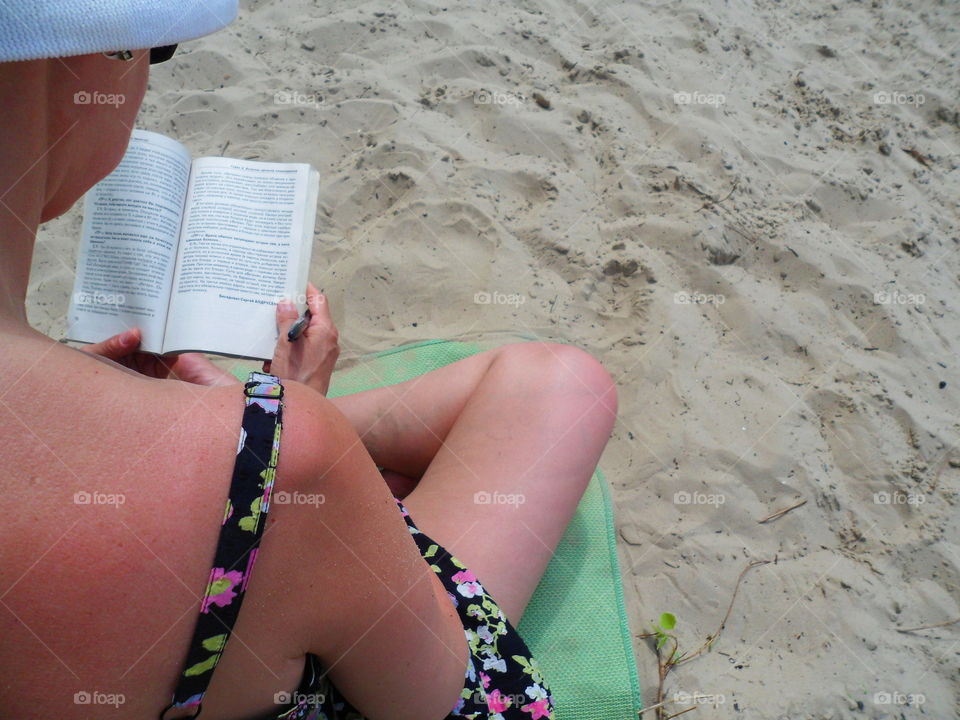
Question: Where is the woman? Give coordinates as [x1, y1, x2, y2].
[0, 3, 617, 719]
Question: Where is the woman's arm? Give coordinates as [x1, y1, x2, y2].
[81, 281, 338, 392]
[80, 327, 240, 386]
[219, 381, 469, 720]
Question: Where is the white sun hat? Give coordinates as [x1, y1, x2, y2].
[0, 0, 238, 62]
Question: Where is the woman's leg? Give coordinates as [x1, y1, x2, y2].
[330, 342, 617, 624]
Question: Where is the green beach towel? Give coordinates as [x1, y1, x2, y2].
[233, 338, 641, 719]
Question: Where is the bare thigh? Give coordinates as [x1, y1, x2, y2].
[332, 342, 617, 623]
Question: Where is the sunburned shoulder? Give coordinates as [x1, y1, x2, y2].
[269, 379, 362, 487]
[69, 372, 352, 486]
[163, 378, 361, 485]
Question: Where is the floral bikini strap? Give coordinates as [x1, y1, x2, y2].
[160, 372, 284, 719]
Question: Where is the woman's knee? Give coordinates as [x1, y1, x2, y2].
[491, 341, 618, 420]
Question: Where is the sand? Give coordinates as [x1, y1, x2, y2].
[30, 0, 960, 717]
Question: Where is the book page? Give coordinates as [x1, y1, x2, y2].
[66, 130, 191, 353]
[163, 158, 316, 359]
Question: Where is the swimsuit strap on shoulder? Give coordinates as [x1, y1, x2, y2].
[160, 372, 284, 719]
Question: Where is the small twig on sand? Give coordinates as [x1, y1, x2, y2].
[725, 222, 760, 244]
[709, 180, 739, 208]
[681, 178, 739, 211]
[638, 699, 678, 715]
[896, 617, 960, 634]
[758, 498, 807, 524]
[676, 559, 770, 664]
[664, 707, 699, 720]
[902, 147, 931, 168]
[637, 559, 769, 719]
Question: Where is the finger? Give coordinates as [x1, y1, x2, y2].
[276, 299, 299, 336]
[82, 328, 141, 360]
[262, 360, 272, 373]
[170, 353, 238, 386]
[168, 352, 207, 374]
[306, 282, 331, 325]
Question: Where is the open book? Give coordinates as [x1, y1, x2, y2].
[66, 129, 320, 360]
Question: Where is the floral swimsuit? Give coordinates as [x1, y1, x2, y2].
[160, 372, 556, 720]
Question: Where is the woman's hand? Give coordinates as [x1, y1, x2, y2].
[81, 328, 239, 386]
[265, 282, 340, 395]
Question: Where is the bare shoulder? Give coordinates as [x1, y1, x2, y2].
[271, 379, 355, 482]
